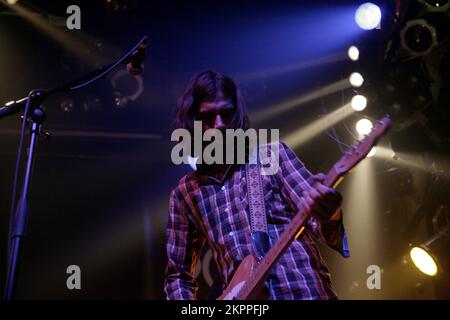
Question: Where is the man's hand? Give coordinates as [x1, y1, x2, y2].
[300, 173, 343, 223]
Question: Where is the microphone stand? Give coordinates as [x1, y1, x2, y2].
[2, 35, 149, 300]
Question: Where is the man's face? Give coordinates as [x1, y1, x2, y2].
[196, 99, 235, 132]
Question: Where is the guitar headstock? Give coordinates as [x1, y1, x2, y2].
[334, 115, 391, 175]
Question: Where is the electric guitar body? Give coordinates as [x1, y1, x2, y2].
[218, 255, 269, 300]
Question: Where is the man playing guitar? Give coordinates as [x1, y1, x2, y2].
[164, 70, 351, 300]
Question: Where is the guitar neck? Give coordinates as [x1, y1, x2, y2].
[236, 166, 340, 299]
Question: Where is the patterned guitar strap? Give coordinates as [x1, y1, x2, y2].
[246, 163, 271, 261]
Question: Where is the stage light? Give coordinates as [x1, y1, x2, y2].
[348, 46, 360, 61]
[111, 69, 144, 108]
[349, 72, 364, 87]
[355, 2, 381, 30]
[400, 19, 438, 57]
[6, 0, 19, 5]
[418, 0, 450, 12]
[351, 94, 367, 111]
[367, 147, 376, 157]
[410, 246, 438, 276]
[355, 118, 373, 135]
[410, 225, 450, 276]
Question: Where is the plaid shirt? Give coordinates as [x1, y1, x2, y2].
[164, 141, 349, 300]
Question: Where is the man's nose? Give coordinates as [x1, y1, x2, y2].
[214, 114, 226, 130]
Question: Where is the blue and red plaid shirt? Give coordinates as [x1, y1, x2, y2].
[164, 141, 349, 300]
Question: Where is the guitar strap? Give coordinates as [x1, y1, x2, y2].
[245, 163, 270, 261]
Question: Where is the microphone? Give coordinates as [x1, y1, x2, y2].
[125, 36, 149, 76]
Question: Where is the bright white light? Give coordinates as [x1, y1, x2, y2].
[355, 2, 382, 30]
[5, 100, 15, 106]
[349, 72, 364, 87]
[6, 0, 19, 4]
[367, 147, 376, 157]
[348, 46, 360, 61]
[186, 155, 199, 171]
[355, 118, 373, 135]
[410, 247, 438, 276]
[351, 94, 367, 111]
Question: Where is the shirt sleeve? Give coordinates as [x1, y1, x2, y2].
[275, 141, 350, 258]
[164, 188, 205, 299]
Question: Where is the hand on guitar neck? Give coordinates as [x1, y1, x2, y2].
[300, 173, 343, 224]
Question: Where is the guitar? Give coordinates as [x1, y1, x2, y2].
[218, 115, 392, 300]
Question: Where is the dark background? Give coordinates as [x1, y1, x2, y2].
[0, 0, 449, 299]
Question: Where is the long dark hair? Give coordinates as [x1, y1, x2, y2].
[174, 70, 250, 131]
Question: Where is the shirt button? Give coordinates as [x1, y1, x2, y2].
[221, 185, 226, 191]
